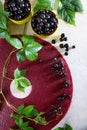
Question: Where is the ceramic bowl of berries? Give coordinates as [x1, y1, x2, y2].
[4, 0, 31, 24]
[31, 9, 58, 36]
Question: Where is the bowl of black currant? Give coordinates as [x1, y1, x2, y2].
[4, 0, 31, 24]
[31, 9, 58, 37]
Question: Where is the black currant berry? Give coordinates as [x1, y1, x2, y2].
[31, 9, 58, 36]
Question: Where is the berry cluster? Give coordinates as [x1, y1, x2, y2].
[51, 33, 76, 56]
[5, 0, 31, 20]
[31, 10, 58, 35]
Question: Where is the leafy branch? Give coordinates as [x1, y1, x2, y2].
[10, 104, 46, 130]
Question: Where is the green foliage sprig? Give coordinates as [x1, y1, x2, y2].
[10, 104, 46, 130]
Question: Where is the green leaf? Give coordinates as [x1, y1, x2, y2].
[22, 35, 42, 61]
[35, 112, 46, 124]
[23, 127, 34, 130]
[22, 35, 42, 52]
[58, 4, 75, 25]
[0, 7, 9, 18]
[0, 28, 9, 38]
[17, 85, 25, 92]
[22, 105, 34, 116]
[58, 0, 83, 25]
[0, 1, 9, 38]
[7, 37, 23, 49]
[15, 116, 23, 128]
[25, 48, 38, 61]
[0, 0, 3, 10]
[22, 122, 29, 128]
[70, 0, 83, 12]
[14, 77, 31, 92]
[16, 49, 26, 62]
[22, 35, 35, 47]
[54, 123, 73, 130]
[54, 128, 64, 130]
[35, 114, 46, 124]
[18, 77, 31, 88]
[14, 68, 26, 78]
[34, 0, 55, 12]
[17, 104, 24, 114]
[14, 69, 31, 92]
[0, 1, 9, 17]
[30, 109, 39, 117]
[0, 14, 8, 29]
[65, 123, 73, 130]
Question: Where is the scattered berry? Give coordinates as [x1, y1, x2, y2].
[65, 48, 69, 52]
[64, 43, 69, 48]
[63, 37, 67, 41]
[72, 45, 76, 49]
[60, 37, 64, 42]
[61, 33, 65, 38]
[51, 39, 56, 44]
[64, 52, 68, 56]
[59, 44, 64, 48]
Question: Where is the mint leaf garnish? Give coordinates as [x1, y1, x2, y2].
[14, 77, 31, 92]
[14, 68, 31, 92]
